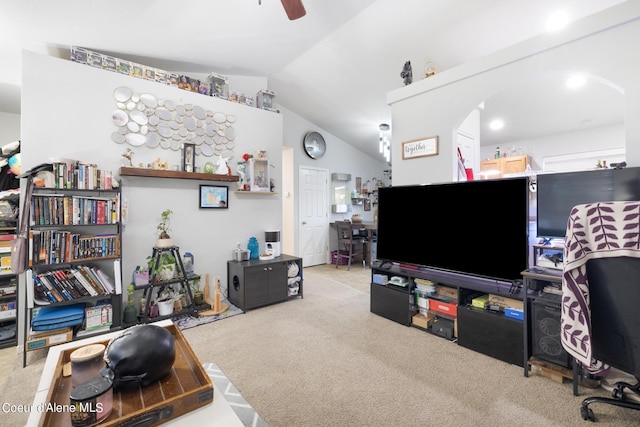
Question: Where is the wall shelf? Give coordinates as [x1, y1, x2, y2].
[234, 191, 278, 195]
[119, 167, 239, 182]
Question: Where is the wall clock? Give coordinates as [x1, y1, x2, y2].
[303, 131, 326, 159]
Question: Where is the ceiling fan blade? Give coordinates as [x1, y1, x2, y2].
[281, 0, 306, 20]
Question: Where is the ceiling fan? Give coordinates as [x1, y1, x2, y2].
[259, 0, 306, 20]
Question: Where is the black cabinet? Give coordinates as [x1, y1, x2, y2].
[370, 282, 413, 326]
[227, 255, 302, 311]
[458, 306, 524, 366]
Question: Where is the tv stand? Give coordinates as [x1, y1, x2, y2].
[370, 263, 524, 366]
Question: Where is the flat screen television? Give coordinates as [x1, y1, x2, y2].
[536, 167, 640, 238]
[376, 177, 529, 282]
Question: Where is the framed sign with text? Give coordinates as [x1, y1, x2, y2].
[402, 136, 439, 160]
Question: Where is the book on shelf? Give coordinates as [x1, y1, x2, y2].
[31, 265, 116, 304]
[52, 160, 114, 190]
[31, 193, 120, 226]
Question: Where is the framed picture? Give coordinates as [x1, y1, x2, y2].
[402, 136, 439, 160]
[182, 142, 196, 172]
[199, 185, 228, 209]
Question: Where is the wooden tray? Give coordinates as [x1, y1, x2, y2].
[40, 324, 213, 427]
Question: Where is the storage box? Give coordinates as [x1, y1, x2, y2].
[26, 327, 73, 351]
[488, 294, 523, 310]
[472, 294, 489, 309]
[414, 290, 429, 309]
[412, 312, 435, 329]
[505, 307, 524, 321]
[84, 304, 113, 331]
[39, 323, 213, 426]
[372, 273, 388, 285]
[331, 250, 350, 266]
[428, 298, 457, 317]
[256, 89, 276, 110]
[436, 285, 458, 300]
[430, 317, 455, 339]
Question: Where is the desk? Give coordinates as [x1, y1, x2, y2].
[27, 320, 243, 427]
[330, 221, 377, 266]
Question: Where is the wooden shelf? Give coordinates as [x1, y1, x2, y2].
[119, 167, 239, 182]
[234, 191, 278, 195]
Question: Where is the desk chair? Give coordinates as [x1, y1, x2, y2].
[561, 201, 640, 422]
[335, 221, 367, 270]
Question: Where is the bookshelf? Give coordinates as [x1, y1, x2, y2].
[22, 182, 122, 367]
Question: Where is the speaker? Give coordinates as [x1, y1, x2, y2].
[531, 298, 572, 368]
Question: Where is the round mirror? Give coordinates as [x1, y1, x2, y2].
[130, 110, 148, 125]
[127, 121, 140, 133]
[156, 107, 172, 121]
[160, 139, 171, 149]
[206, 123, 217, 136]
[148, 115, 160, 126]
[178, 127, 188, 137]
[111, 132, 125, 144]
[195, 127, 205, 136]
[203, 136, 213, 145]
[194, 136, 203, 145]
[226, 141, 235, 150]
[213, 112, 226, 123]
[136, 103, 145, 112]
[157, 123, 172, 138]
[140, 93, 157, 108]
[184, 116, 196, 132]
[176, 105, 186, 116]
[140, 125, 148, 135]
[225, 127, 236, 140]
[169, 120, 180, 130]
[200, 144, 214, 157]
[112, 110, 129, 127]
[164, 100, 176, 111]
[170, 140, 181, 151]
[116, 102, 126, 110]
[114, 87, 132, 103]
[125, 133, 146, 146]
[131, 93, 140, 103]
[227, 115, 236, 123]
[221, 150, 235, 160]
[145, 132, 160, 148]
[213, 134, 223, 145]
[193, 106, 206, 120]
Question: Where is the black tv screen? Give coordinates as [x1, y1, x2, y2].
[377, 177, 529, 282]
[536, 167, 640, 238]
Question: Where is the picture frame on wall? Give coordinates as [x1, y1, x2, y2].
[182, 142, 196, 172]
[199, 185, 228, 209]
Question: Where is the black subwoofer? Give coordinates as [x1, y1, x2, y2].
[531, 298, 572, 368]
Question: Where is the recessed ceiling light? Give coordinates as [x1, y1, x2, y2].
[489, 119, 504, 131]
[566, 74, 587, 89]
[546, 10, 569, 32]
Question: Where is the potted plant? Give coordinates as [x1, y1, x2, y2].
[191, 277, 204, 305]
[156, 287, 180, 316]
[155, 209, 174, 247]
[147, 253, 177, 281]
[123, 283, 138, 323]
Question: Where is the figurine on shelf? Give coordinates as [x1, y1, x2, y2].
[213, 154, 230, 175]
[122, 148, 134, 167]
[236, 161, 246, 189]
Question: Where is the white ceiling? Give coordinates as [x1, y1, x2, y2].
[0, 0, 626, 160]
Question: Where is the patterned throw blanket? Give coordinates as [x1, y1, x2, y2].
[562, 201, 640, 374]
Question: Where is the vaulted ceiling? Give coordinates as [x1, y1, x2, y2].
[0, 0, 625, 160]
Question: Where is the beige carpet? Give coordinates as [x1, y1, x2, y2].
[0, 264, 638, 426]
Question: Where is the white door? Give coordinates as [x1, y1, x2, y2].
[299, 167, 329, 266]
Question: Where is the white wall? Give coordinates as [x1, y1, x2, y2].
[21, 51, 283, 298]
[479, 123, 625, 171]
[388, 3, 640, 186]
[20, 50, 387, 300]
[0, 112, 20, 146]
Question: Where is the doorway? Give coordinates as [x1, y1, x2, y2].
[298, 166, 329, 266]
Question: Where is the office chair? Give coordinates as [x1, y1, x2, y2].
[561, 201, 640, 422]
[335, 221, 367, 270]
